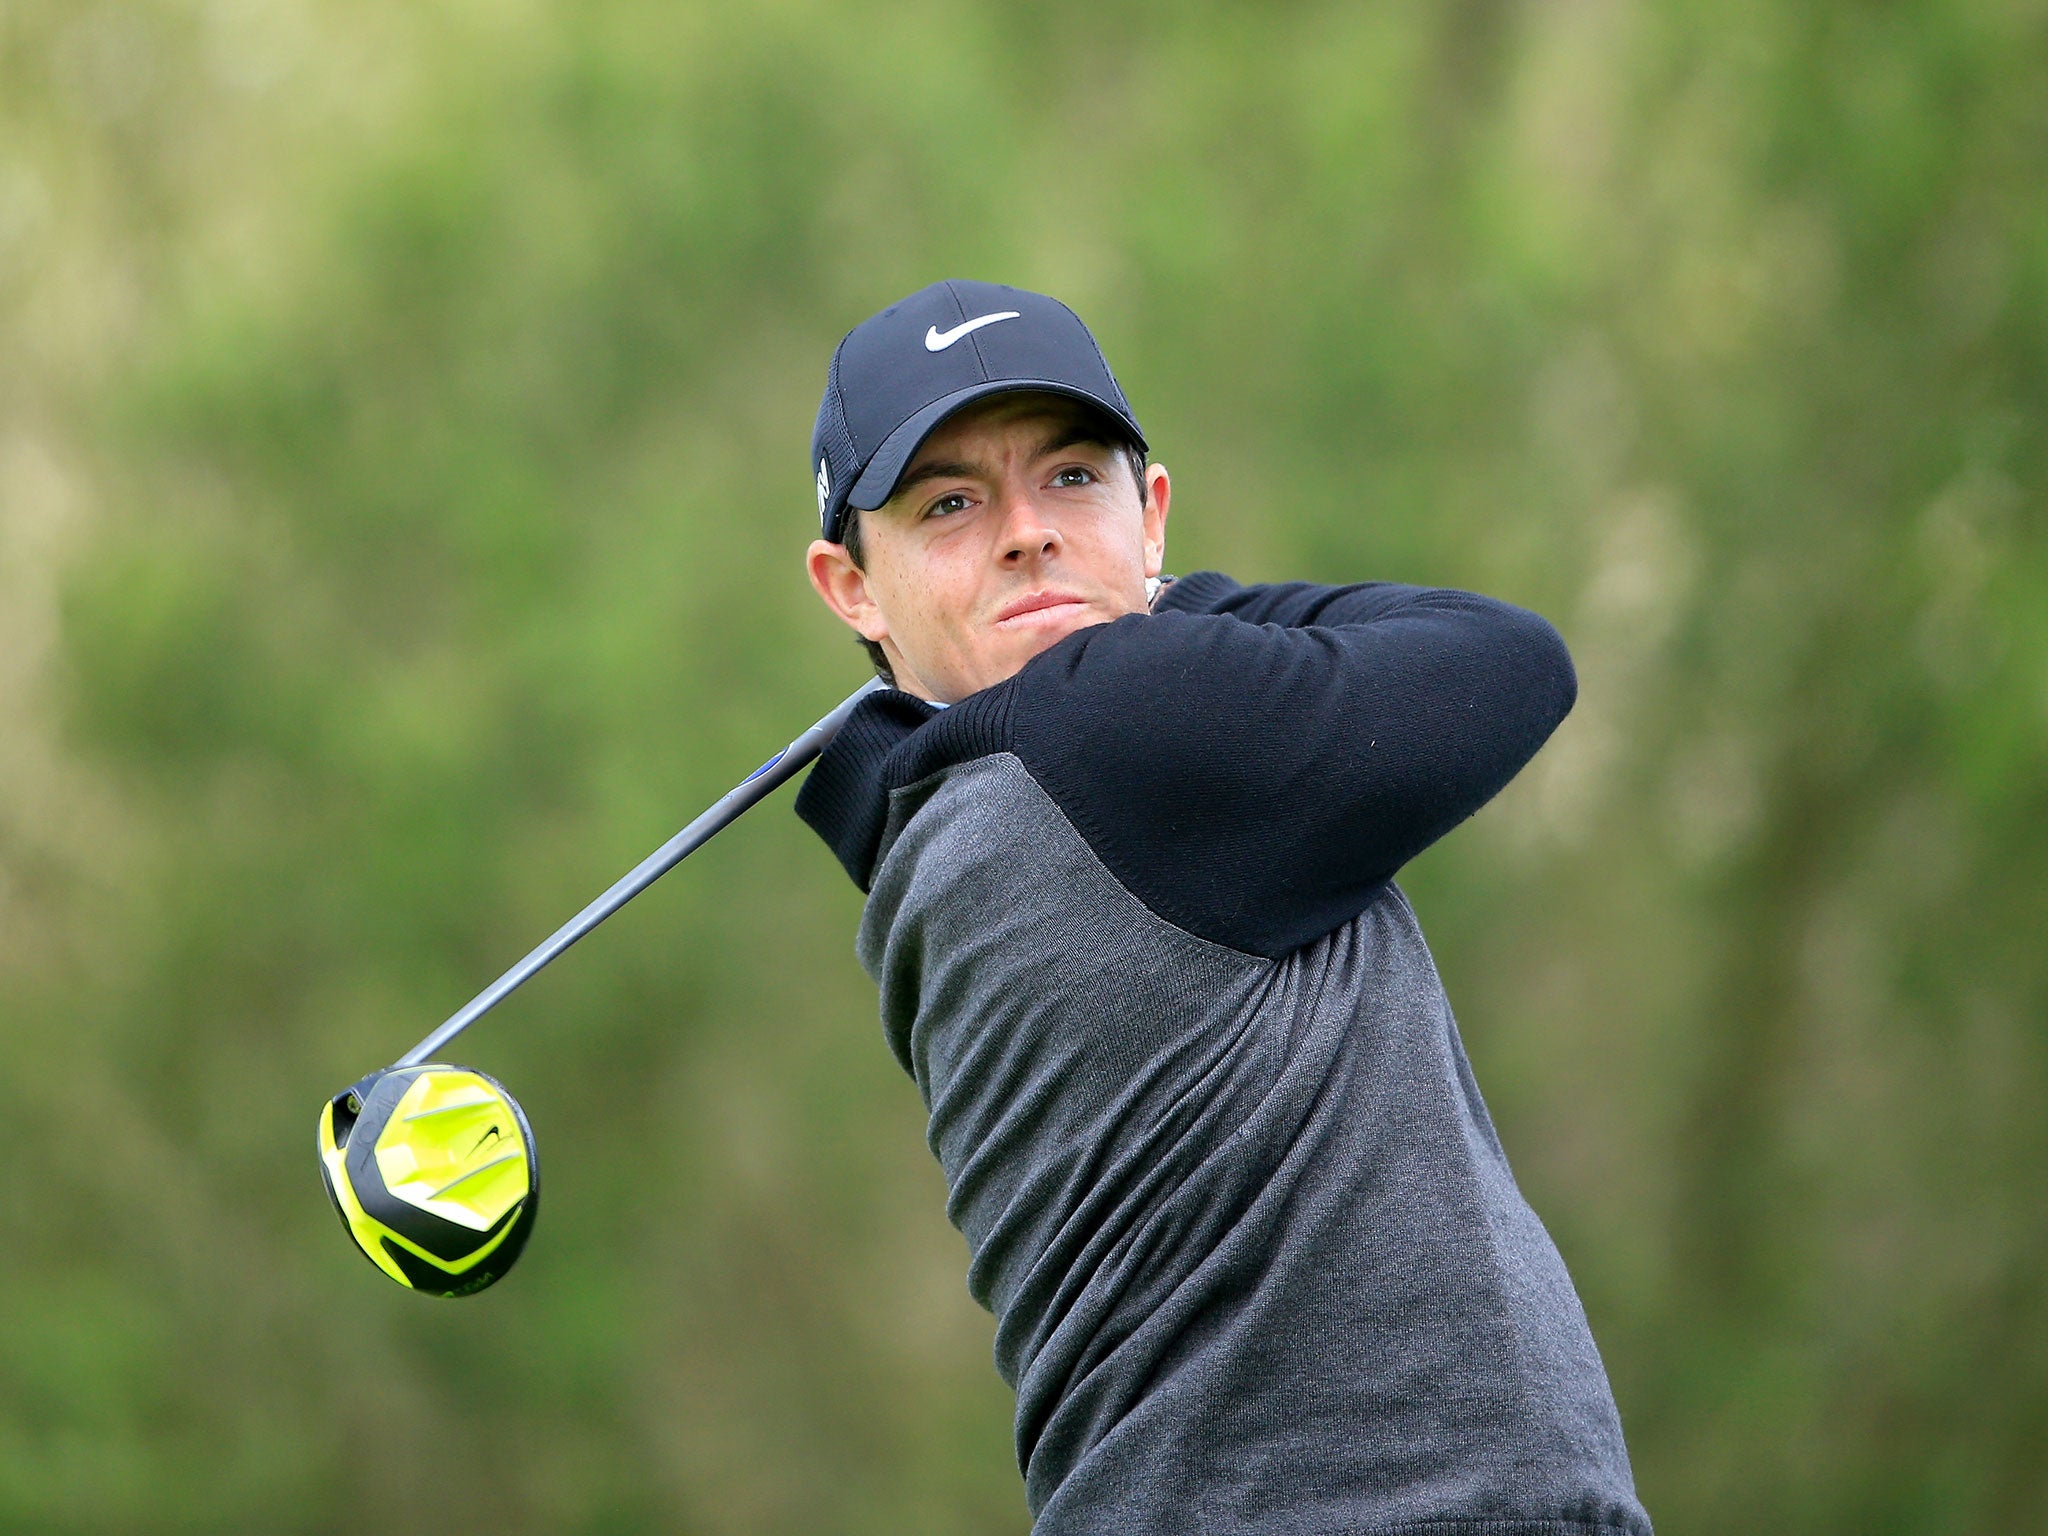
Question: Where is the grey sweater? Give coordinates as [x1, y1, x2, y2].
[796, 573, 1650, 1535]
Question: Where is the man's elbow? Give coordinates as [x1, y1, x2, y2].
[1463, 602, 1577, 778]
[1518, 608, 1578, 733]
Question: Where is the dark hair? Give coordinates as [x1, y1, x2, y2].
[839, 438, 1150, 689]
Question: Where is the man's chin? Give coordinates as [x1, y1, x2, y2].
[995, 604, 1111, 669]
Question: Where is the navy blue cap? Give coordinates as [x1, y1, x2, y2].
[810, 280, 1146, 544]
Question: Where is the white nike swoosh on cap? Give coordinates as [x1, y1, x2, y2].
[925, 311, 1021, 351]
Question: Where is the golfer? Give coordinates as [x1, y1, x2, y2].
[797, 280, 1652, 1536]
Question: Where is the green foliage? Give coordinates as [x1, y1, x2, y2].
[2, 0, 2045, 1530]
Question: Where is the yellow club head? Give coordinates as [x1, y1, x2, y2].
[317, 1064, 538, 1296]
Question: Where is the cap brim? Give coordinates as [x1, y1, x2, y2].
[846, 381, 1148, 514]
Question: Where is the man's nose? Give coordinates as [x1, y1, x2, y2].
[997, 489, 1061, 563]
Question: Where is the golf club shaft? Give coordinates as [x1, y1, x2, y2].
[395, 677, 886, 1068]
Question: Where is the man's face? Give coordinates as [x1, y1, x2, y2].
[807, 392, 1170, 703]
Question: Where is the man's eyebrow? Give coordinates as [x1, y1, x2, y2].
[1038, 423, 1118, 457]
[893, 458, 983, 497]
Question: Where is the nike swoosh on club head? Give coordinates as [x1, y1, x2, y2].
[925, 311, 1021, 351]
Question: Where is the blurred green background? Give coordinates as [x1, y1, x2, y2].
[3, 0, 2045, 1530]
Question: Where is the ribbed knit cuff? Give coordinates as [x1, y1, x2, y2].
[1151, 568, 1242, 615]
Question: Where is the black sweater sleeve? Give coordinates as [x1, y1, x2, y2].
[992, 570, 1577, 957]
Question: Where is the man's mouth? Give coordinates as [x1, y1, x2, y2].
[993, 590, 1091, 627]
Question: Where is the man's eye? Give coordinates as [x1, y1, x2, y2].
[1051, 466, 1096, 487]
[925, 492, 972, 518]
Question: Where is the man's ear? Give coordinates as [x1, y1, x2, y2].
[806, 539, 890, 644]
[1141, 464, 1171, 579]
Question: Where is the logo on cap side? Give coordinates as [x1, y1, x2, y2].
[816, 458, 831, 519]
[924, 311, 1021, 352]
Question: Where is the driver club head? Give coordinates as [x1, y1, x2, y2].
[317, 1063, 538, 1297]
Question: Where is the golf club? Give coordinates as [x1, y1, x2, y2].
[317, 677, 885, 1296]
